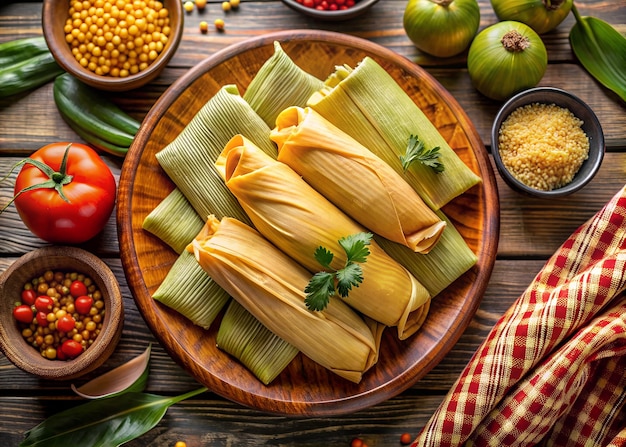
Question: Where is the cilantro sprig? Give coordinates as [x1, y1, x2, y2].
[304, 232, 373, 311]
[400, 134, 444, 174]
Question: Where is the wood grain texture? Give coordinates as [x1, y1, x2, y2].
[1, 0, 625, 444]
[117, 30, 499, 416]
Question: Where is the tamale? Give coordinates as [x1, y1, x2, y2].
[155, 85, 275, 223]
[190, 215, 382, 383]
[307, 57, 481, 210]
[215, 135, 431, 340]
[142, 187, 204, 255]
[152, 250, 230, 330]
[216, 299, 299, 385]
[271, 106, 446, 253]
[376, 210, 477, 297]
[243, 41, 324, 128]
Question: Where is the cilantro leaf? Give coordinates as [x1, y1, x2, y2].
[304, 232, 373, 311]
[304, 271, 335, 311]
[336, 263, 364, 297]
[400, 134, 444, 174]
[338, 232, 372, 263]
[313, 246, 334, 269]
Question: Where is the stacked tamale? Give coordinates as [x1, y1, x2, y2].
[142, 42, 480, 385]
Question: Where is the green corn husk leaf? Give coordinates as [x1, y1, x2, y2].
[19, 387, 207, 447]
[155, 84, 276, 223]
[569, 5, 626, 102]
[153, 250, 230, 330]
[71, 345, 151, 400]
[217, 300, 299, 385]
[308, 57, 481, 210]
[376, 210, 477, 297]
[142, 188, 204, 254]
[243, 41, 324, 128]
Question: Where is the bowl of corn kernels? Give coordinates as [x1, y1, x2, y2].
[491, 87, 605, 198]
[42, 0, 184, 91]
[0, 246, 123, 380]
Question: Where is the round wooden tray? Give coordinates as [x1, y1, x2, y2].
[117, 30, 500, 416]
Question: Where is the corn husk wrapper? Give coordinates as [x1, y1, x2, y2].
[271, 106, 446, 253]
[307, 57, 481, 210]
[190, 215, 382, 383]
[243, 41, 324, 128]
[216, 299, 299, 385]
[142, 188, 205, 255]
[152, 250, 230, 330]
[155, 84, 276, 224]
[216, 135, 431, 340]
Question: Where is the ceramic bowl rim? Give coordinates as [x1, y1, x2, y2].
[491, 86, 605, 198]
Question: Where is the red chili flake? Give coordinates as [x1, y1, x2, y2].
[296, 0, 356, 10]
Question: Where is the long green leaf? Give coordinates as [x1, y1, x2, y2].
[569, 4, 626, 102]
[20, 387, 207, 447]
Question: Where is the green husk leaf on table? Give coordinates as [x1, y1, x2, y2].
[19, 387, 207, 447]
[71, 344, 152, 399]
[569, 4, 626, 102]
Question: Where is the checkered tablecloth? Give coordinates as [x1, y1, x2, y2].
[413, 186, 626, 447]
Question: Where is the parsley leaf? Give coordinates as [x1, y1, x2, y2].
[304, 232, 373, 311]
[400, 134, 444, 174]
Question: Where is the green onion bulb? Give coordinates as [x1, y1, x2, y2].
[467, 21, 548, 101]
[403, 0, 480, 58]
[490, 0, 573, 35]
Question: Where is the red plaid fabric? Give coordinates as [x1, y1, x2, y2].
[413, 186, 626, 447]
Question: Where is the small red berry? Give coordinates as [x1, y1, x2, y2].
[400, 432, 412, 445]
[69, 280, 88, 298]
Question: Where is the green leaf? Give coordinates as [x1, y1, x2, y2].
[304, 271, 335, 311]
[400, 134, 444, 173]
[336, 263, 364, 297]
[338, 232, 372, 264]
[19, 387, 207, 447]
[569, 5, 626, 102]
[313, 245, 334, 269]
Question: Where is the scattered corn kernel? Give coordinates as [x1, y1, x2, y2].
[214, 18, 225, 30]
[229, 0, 240, 8]
[174, 442, 187, 447]
[498, 102, 590, 191]
[184, 1, 195, 12]
[222, 1, 231, 11]
[195, 0, 207, 10]
[199, 21, 208, 33]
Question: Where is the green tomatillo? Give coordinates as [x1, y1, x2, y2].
[403, 0, 480, 58]
[490, 0, 573, 35]
[467, 21, 548, 101]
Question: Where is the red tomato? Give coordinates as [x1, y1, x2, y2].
[34, 296, 54, 313]
[13, 304, 34, 324]
[61, 339, 83, 358]
[69, 280, 88, 298]
[56, 314, 76, 333]
[21, 289, 36, 306]
[56, 346, 68, 360]
[74, 295, 93, 315]
[12, 143, 116, 244]
[36, 311, 48, 327]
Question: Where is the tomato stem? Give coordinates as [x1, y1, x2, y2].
[0, 143, 74, 214]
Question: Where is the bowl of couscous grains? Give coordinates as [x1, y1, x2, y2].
[491, 87, 605, 198]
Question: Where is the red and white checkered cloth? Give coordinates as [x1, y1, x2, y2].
[413, 186, 626, 447]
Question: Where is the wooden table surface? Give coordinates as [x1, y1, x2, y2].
[1, 1, 625, 446]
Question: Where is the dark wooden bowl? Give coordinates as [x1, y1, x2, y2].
[281, 0, 380, 21]
[0, 247, 124, 380]
[42, 0, 183, 92]
[117, 30, 500, 416]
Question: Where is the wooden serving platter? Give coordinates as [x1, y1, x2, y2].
[117, 30, 499, 416]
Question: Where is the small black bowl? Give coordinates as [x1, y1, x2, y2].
[281, 0, 380, 21]
[491, 87, 604, 198]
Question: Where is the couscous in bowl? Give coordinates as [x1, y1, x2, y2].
[491, 87, 604, 198]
